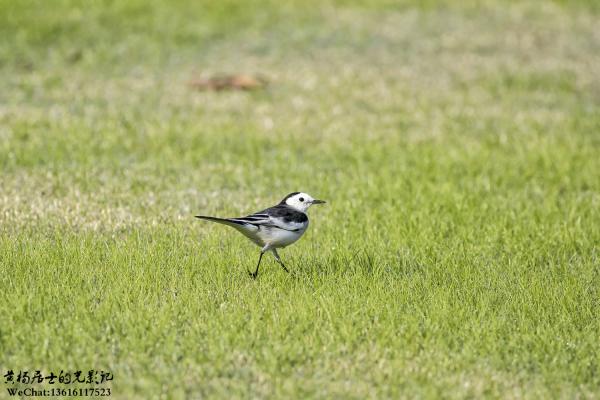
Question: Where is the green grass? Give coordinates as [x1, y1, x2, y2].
[1, 0, 599, 398]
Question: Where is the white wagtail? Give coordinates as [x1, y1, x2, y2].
[195, 192, 326, 278]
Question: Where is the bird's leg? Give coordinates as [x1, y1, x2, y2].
[249, 251, 264, 279]
[271, 249, 289, 273]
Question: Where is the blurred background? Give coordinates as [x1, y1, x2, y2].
[1, 0, 598, 231]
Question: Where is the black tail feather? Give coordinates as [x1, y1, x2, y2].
[195, 215, 247, 226]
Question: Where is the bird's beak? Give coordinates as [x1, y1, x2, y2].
[312, 199, 326, 204]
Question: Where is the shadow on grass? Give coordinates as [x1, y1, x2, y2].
[287, 247, 429, 281]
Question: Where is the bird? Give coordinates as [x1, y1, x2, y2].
[195, 192, 326, 279]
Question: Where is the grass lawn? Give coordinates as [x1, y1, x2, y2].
[1, 0, 599, 398]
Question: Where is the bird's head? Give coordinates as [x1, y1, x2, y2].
[280, 192, 326, 212]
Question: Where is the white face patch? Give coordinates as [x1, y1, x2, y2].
[285, 192, 315, 212]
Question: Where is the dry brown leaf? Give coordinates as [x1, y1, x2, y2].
[188, 74, 268, 91]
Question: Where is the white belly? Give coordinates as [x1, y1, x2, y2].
[231, 218, 309, 250]
[256, 224, 307, 248]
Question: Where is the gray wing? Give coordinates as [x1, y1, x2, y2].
[229, 207, 306, 232]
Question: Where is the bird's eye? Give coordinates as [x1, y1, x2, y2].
[299, 197, 304, 202]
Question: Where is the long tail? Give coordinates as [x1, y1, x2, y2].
[195, 215, 248, 228]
